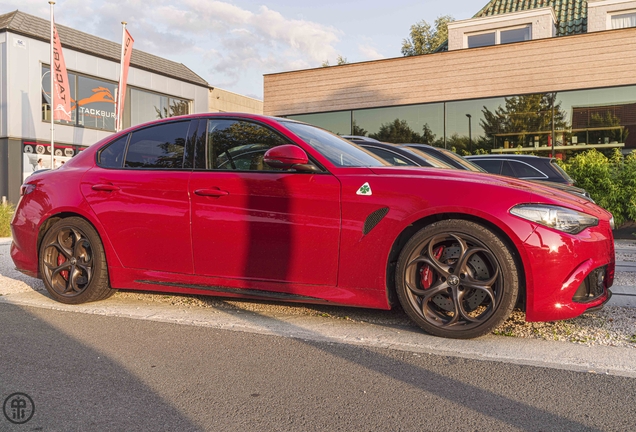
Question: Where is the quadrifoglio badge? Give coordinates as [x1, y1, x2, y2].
[357, 182, 372, 196]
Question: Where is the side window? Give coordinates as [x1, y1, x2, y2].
[207, 119, 289, 171]
[364, 147, 417, 166]
[473, 159, 502, 174]
[124, 121, 190, 169]
[509, 161, 546, 178]
[501, 161, 515, 176]
[98, 135, 128, 168]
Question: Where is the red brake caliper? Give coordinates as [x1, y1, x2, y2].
[57, 253, 69, 280]
[420, 246, 444, 289]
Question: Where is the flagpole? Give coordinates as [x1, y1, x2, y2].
[49, 1, 55, 168]
[116, 21, 127, 132]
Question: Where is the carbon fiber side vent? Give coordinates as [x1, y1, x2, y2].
[363, 207, 389, 235]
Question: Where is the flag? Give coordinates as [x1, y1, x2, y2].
[52, 25, 72, 122]
[116, 28, 134, 131]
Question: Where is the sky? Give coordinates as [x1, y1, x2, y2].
[2, 0, 480, 100]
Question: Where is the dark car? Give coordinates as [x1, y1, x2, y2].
[354, 141, 454, 169]
[465, 155, 575, 185]
[349, 139, 592, 200]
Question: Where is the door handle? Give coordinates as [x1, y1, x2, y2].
[91, 183, 120, 192]
[194, 188, 229, 197]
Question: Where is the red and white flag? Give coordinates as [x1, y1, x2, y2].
[116, 28, 134, 131]
[51, 25, 72, 122]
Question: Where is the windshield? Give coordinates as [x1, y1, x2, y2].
[550, 159, 575, 183]
[281, 121, 388, 167]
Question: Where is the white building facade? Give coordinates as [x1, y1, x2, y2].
[0, 11, 209, 203]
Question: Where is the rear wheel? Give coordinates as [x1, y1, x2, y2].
[395, 220, 519, 339]
[39, 217, 115, 304]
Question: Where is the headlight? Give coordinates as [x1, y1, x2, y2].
[609, 215, 615, 230]
[510, 204, 598, 234]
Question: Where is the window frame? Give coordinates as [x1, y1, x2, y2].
[96, 119, 196, 171]
[465, 24, 532, 48]
[608, 9, 636, 30]
[195, 117, 326, 174]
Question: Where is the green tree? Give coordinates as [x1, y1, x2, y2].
[351, 121, 368, 136]
[421, 123, 436, 144]
[321, 55, 348, 67]
[401, 15, 454, 56]
[370, 119, 420, 143]
[480, 93, 567, 147]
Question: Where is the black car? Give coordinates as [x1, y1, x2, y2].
[465, 155, 575, 185]
[345, 137, 592, 201]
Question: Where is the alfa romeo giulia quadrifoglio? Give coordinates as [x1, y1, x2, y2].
[10, 114, 615, 339]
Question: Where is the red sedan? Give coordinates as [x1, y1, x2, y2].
[10, 114, 615, 339]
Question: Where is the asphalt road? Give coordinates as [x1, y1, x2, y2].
[1, 303, 635, 432]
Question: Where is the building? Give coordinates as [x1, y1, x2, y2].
[264, 0, 636, 157]
[0, 10, 260, 204]
[209, 87, 263, 115]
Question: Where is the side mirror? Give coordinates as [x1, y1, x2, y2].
[264, 145, 321, 173]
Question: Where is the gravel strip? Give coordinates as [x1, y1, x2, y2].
[1, 239, 635, 348]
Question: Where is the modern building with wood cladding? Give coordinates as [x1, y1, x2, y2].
[264, 0, 636, 156]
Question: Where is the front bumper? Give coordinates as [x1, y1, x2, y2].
[522, 220, 614, 322]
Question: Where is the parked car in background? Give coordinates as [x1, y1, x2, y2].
[465, 155, 575, 184]
[347, 138, 592, 201]
[11, 115, 615, 339]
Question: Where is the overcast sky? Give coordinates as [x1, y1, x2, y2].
[3, 0, 480, 100]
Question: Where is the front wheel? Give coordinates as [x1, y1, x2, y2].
[39, 217, 115, 304]
[395, 220, 519, 339]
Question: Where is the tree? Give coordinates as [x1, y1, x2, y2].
[480, 93, 567, 147]
[321, 55, 348, 67]
[401, 15, 454, 56]
[351, 121, 368, 136]
[421, 123, 436, 144]
[370, 119, 420, 143]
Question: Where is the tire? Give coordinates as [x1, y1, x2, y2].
[39, 217, 115, 304]
[395, 220, 519, 339]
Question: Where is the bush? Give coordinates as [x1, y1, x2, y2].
[0, 203, 14, 237]
[560, 149, 636, 226]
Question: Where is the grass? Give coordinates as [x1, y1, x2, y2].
[0, 203, 14, 237]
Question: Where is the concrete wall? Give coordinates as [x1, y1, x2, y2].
[588, 0, 636, 32]
[264, 27, 636, 116]
[5, 31, 208, 146]
[447, 7, 556, 51]
[208, 87, 263, 114]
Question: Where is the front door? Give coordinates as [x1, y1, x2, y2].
[190, 118, 340, 286]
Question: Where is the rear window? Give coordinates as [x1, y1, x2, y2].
[472, 159, 502, 174]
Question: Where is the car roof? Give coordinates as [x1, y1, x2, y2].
[466, 154, 553, 160]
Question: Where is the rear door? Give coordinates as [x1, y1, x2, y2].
[80, 120, 196, 274]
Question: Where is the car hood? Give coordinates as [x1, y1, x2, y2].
[368, 166, 609, 217]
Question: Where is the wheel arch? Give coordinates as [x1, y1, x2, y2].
[385, 212, 527, 311]
[37, 211, 122, 273]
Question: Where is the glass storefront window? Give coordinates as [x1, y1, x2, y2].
[125, 88, 191, 128]
[41, 65, 77, 124]
[76, 75, 117, 131]
[352, 103, 444, 145]
[286, 111, 351, 135]
[42, 65, 191, 132]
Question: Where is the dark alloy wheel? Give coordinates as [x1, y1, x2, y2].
[39, 217, 115, 304]
[396, 220, 519, 339]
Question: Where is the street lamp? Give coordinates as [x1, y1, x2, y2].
[466, 114, 472, 154]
